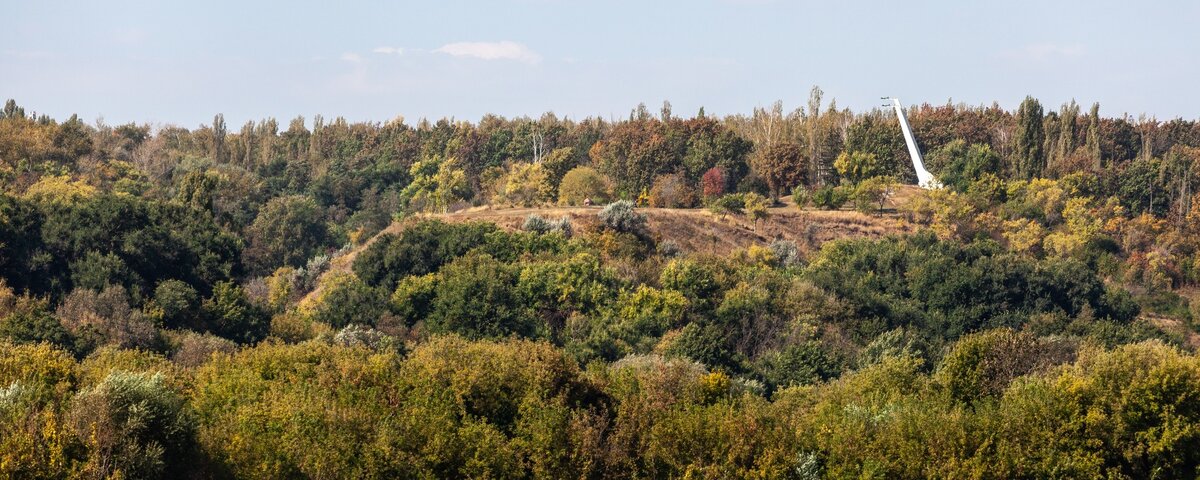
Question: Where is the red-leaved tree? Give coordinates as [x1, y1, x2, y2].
[701, 167, 726, 201]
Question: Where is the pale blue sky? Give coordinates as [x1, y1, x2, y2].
[3, 0, 1198, 127]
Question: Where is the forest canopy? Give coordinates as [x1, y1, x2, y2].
[4, 93, 1200, 478]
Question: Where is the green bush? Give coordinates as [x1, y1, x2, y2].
[598, 200, 647, 234]
[754, 342, 839, 388]
[202, 281, 269, 344]
[69, 371, 195, 479]
[791, 185, 811, 209]
[426, 254, 539, 339]
[352, 220, 498, 290]
[810, 186, 848, 209]
[307, 274, 387, 329]
[708, 193, 744, 218]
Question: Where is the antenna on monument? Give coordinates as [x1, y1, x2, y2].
[882, 97, 940, 189]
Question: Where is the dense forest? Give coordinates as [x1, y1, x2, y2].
[4, 88, 1200, 478]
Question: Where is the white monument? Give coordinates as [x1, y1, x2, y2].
[886, 98, 940, 189]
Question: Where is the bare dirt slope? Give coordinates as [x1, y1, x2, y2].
[439, 205, 912, 256]
[304, 190, 921, 303]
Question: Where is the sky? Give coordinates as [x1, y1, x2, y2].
[3, 0, 1199, 128]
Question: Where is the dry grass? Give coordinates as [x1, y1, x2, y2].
[301, 199, 918, 304]
[439, 203, 913, 255]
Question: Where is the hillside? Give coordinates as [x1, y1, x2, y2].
[305, 198, 917, 305]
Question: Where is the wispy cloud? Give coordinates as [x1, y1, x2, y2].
[434, 41, 541, 64]
[112, 27, 148, 45]
[372, 46, 403, 55]
[1002, 43, 1085, 62]
[3, 50, 51, 59]
[340, 52, 364, 63]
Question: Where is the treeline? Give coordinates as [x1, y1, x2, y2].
[4, 92, 1200, 478]
[5, 333, 1200, 478]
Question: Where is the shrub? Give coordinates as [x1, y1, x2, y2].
[754, 342, 839, 388]
[852, 176, 895, 215]
[598, 200, 647, 234]
[306, 274, 387, 330]
[153, 280, 199, 329]
[609, 286, 689, 353]
[810, 186, 848, 209]
[769, 240, 800, 267]
[169, 331, 237, 367]
[666, 323, 738, 371]
[660, 258, 722, 311]
[189, 342, 404, 478]
[69, 371, 195, 479]
[389, 273, 440, 326]
[657, 240, 681, 258]
[426, 254, 538, 339]
[791, 185, 810, 209]
[57, 285, 160, 353]
[708, 194, 744, 219]
[522, 214, 552, 233]
[523, 214, 573, 237]
[331, 324, 402, 353]
[550, 216, 573, 237]
[352, 220, 499, 290]
[202, 281, 270, 344]
[558, 166, 612, 205]
[0, 294, 74, 351]
[648, 172, 699, 208]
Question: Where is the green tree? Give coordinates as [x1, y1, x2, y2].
[402, 155, 469, 213]
[427, 253, 538, 339]
[925, 140, 1001, 191]
[69, 371, 196, 479]
[852, 176, 896, 215]
[833, 150, 881, 185]
[202, 281, 269, 344]
[1085, 102, 1101, 168]
[244, 195, 332, 275]
[557, 166, 611, 205]
[708, 194, 744, 219]
[743, 192, 769, 231]
[1013, 96, 1046, 179]
[308, 273, 387, 329]
[152, 280, 197, 330]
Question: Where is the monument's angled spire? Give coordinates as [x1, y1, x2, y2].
[885, 98, 940, 189]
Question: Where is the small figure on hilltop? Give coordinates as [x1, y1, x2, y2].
[583, 197, 592, 207]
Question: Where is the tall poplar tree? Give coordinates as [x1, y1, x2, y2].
[1085, 102, 1102, 169]
[1013, 96, 1045, 179]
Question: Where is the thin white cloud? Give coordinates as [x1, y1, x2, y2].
[3, 50, 51, 59]
[340, 52, 364, 63]
[1002, 43, 1085, 62]
[434, 41, 541, 64]
[373, 46, 403, 55]
[112, 27, 147, 45]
